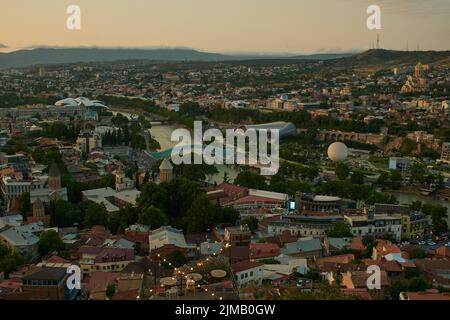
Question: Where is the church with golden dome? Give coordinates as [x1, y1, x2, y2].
[400, 62, 429, 93]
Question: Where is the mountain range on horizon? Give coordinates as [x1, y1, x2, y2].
[0, 47, 355, 69]
[0, 47, 449, 70]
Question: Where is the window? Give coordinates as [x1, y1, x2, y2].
[250, 271, 254, 277]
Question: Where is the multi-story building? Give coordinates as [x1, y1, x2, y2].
[442, 142, 450, 163]
[0, 222, 44, 257]
[344, 212, 402, 241]
[0, 154, 31, 178]
[0, 104, 86, 119]
[231, 261, 264, 288]
[224, 226, 252, 247]
[267, 213, 344, 238]
[22, 267, 76, 300]
[76, 130, 102, 154]
[78, 246, 135, 276]
[395, 212, 428, 240]
[295, 192, 342, 213]
[1, 174, 47, 201]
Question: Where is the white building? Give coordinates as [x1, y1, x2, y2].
[2, 175, 47, 201]
[344, 214, 402, 241]
[232, 261, 264, 288]
[0, 222, 44, 257]
[81, 187, 140, 214]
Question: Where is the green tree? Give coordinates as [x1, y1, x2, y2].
[83, 201, 109, 228]
[326, 221, 352, 238]
[410, 200, 422, 212]
[389, 170, 403, 189]
[335, 163, 350, 180]
[106, 284, 116, 299]
[138, 206, 169, 229]
[142, 170, 151, 185]
[377, 172, 389, 186]
[184, 195, 217, 233]
[165, 251, 188, 268]
[304, 268, 321, 282]
[409, 247, 426, 259]
[241, 217, 259, 233]
[234, 170, 267, 189]
[350, 172, 365, 185]
[20, 192, 31, 217]
[362, 236, 377, 258]
[38, 230, 64, 256]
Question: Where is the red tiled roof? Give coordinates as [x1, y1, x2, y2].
[78, 246, 104, 255]
[350, 237, 365, 251]
[111, 289, 140, 300]
[83, 272, 118, 293]
[406, 291, 450, 300]
[232, 260, 263, 273]
[249, 243, 280, 259]
[317, 254, 355, 265]
[363, 259, 403, 273]
[435, 245, 450, 258]
[94, 248, 134, 263]
[231, 195, 284, 205]
[47, 255, 70, 264]
[124, 230, 148, 244]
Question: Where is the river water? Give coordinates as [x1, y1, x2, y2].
[390, 191, 450, 225]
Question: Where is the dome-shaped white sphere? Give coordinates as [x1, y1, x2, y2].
[327, 142, 348, 162]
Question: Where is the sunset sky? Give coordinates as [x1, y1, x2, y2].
[1, 0, 449, 53]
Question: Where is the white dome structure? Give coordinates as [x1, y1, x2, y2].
[327, 142, 348, 162]
[54, 97, 108, 109]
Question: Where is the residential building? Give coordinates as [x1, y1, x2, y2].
[22, 267, 77, 300]
[442, 142, 450, 163]
[344, 210, 402, 241]
[81, 187, 140, 214]
[0, 222, 44, 257]
[267, 213, 344, 238]
[78, 246, 135, 276]
[280, 237, 323, 259]
[232, 261, 264, 288]
[249, 243, 280, 261]
[224, 225, 251, 247]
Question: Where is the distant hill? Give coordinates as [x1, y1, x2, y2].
[0, 48, 235, 69]
[330, 49, 450, 71]
[287, 53, 354, 60]
[0, 47, 356, 69]
[1, 47, 447, 70]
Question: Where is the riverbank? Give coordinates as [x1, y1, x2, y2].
[390, 190, 450, 225]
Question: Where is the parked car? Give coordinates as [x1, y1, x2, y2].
[427, 241, 436, 246]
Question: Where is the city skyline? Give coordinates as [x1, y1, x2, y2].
[1, 0, 450, 54]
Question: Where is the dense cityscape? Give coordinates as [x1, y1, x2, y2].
[0, 48, 449, 302]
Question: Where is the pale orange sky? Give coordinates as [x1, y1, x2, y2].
[1, 0, 449, 53]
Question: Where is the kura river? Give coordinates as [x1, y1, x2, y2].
[390, 191, 450, 224]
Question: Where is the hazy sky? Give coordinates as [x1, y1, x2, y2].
[1, 0, 449, 53]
